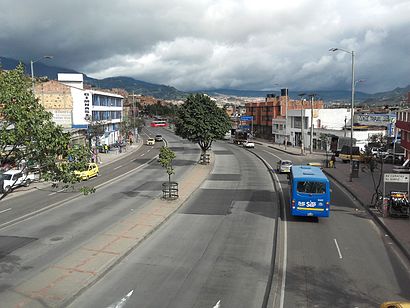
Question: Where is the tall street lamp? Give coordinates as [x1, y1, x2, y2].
[30, 55, 53, 92]
[308, 93, 317, 154]
[329, 47, 355, 181]
[298, 93, 306, 155]
[274, 83, 289, 149]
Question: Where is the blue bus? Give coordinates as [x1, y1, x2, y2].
[289, 165, 331, 217]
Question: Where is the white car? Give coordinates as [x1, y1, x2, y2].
[277, 160, 292, 173]
[2, 169, 35, 193]
[243, 141, 255, 148]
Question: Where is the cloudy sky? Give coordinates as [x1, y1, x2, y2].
[1, 0, 409, 93]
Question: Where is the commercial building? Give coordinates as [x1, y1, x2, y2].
[395, 92, 410, 160]
[245, 92, 391, 151]
[245, 91, 324, 140]
[35, 74, 124, 147]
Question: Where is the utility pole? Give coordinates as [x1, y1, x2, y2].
[308, 94, 316, 154]
[284, 88, 289, 150]
[132, 92, 137, 143]
[298, 93, 306, 155]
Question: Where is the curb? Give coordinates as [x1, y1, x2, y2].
[323, 169, 410, 262]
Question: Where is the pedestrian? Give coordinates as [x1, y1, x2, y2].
[331, 154, 336, 168]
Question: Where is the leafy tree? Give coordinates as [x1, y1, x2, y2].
[319, 133, 332, 165]
[175, 93, 231, 154]
[158, 146, 176, 199]
[0, 64, 91, 197]
[364, 133, 388, 206]
[158, 146, 176, 183]
[120, 116, 145, 143]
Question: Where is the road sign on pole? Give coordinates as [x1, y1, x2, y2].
[240, 115, 253, 121]
[383, 173, 410, 201]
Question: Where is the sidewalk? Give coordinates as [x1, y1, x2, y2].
[256, 139, 410, 261]
[97, 140, 143, 166]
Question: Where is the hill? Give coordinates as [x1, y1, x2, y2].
[0, 56, 187, 100]
[1, 56, 408, 103]
[198, 88, 373, 101]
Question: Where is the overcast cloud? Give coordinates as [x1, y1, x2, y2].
[1, 0, 409, 93]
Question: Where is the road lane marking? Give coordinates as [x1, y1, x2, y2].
[0, 155, 159, 231]
[107, 290, 133, 308]
[0, 208, 12, 214]
[114, 165, 123, 170]
[48, 188, 66, 196]
[334, 238, 343, 259]
[258, 151, 287, 308]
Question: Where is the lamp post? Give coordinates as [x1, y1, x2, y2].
[274, 83, 289, 149]
[308, 94, 316, 154]
[30, 55, 53, 93]
[298, 93, 306, 155]
[329, 47, 355, 181]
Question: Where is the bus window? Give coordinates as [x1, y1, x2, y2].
[296, 181, 326, 194]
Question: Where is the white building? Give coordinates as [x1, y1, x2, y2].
[272, 108, 386, 151]
[36, 74, 124, 146]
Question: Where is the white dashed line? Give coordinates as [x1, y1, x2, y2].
[334, 238, 343, 259]
[0, 208, 12, 214]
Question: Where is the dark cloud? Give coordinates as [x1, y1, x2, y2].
[1, 0, 409, 93]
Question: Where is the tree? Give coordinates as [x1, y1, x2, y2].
[158, 146, 176, 199]
[158, 146, 176, 183]
[175, 93, 231, 154]
[365, 133, 388, 206]
[120, 115, 145, 143]
[319, 133, 331, 166]
[0, 64, 91, 197]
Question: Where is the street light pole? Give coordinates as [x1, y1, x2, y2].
[329, 48, 355, 181]
[30, 55, 53, 93]
[298, 93, 306, 155]
[308, 94, 316, 154]
[274, 83, 289, 149]
[284, 88, 289, 150]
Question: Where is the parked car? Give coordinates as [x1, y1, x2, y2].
[74, 163, 99, 180]
[146, 138, 155, 145]
[277, 160, 292, 173]
[2, 169, 35, 193]
[382, 153, 404, 164]
[155, 135, 163, 142]
[243, 141, 255, 148]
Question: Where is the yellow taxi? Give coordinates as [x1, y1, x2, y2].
[146, 138, 155, 145]
[74, 163, 99, 180]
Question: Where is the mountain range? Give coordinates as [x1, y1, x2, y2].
[1, 56, 409, 104]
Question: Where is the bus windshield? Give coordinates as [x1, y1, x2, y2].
[297, 181, 326, 194]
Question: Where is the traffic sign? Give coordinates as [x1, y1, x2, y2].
[240, 115, 253, 121]
[384, 173, 409, 183]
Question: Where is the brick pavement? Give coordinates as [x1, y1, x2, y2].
[258, 140, 410, 261]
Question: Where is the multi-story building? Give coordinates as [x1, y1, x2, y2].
[35, 74, 124, 147]
[245, 90, 324, 140]
[395, 92, 410, 160]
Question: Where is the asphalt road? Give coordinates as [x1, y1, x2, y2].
[255, 145, 410, 307]
[0, 128, 201, 303]
[1, 136, 409, 307]
[69, 141, 278, 308]
[0, 128, 165, 227]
